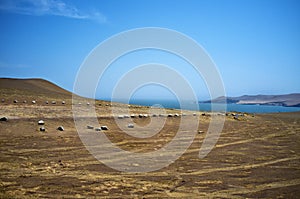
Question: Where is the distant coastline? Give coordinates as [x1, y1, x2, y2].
[200, 94, 300, 108]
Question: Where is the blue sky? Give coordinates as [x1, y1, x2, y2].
[0, 0, 299, 100]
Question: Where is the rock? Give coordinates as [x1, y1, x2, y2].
[86, 102, 90, 106]
[130, 114, 136, 118]
[118, 115, 124, 119]
[193, 113, 197, 116]
[14, 99, 18, 103]
[139, 114, 143, 118]
[45, 101, 49, 104]
[0, 117, 8, 121]
[87, 125, 94, 129]
[57, 126, 64, 131]
[101, 126, 108, 130]
[23, 100, 27, 103]
[95, 127, 101, 131]
[38, 120, 45, 125]
[32, 100, 36, 104]
[174, 113, 180, 117]
[62, 101, 65, 104]
[202, 113, 206, 116]
[124, 115, 130, 118]
[40, 127, 45, 132]
[152, 114, 157, 117]
[128, 123, 134, 128]
[1, 99, 4, 102]
[52, 101, 56, 104]
[198, 131, 204, 134]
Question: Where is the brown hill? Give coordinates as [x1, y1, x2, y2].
[0, 78, 72, 103]
[0, 78, 71, 96]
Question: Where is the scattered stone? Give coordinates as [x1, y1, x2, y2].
[86, 102, 90, 106]
[168, 114, 173, 117]
[139, 114, 143, 118]
[0, 117, 8, 121]
[193, 113, 197, 116]
[23, 100, 27, 103]
[128, 123, 134, 128]
[87, 125, 94, 129]
[198, 131, 204, 134]
[124, 115, 130, 118]
[95, 127, 102, 131]
[57, 126, 64, 131]
[38, 120, 45, 125]
[40, 127, 45, 132]
[152, 114, 157, 117]
[174, 113, 180, 117]
[1, 99, 4, 102]
[130, 114, 136, 118]
[45, 101, 49, 104]
[101, 126, 108, 130]
[143, 114, 148, 118]
[62, 101, 65, 105]
[14, 99, 18, 103]
[32, 100, 36, 104]
[118, 115, 124, 119]
[201, 113, 206, 116]
[52, 101, 56, 104]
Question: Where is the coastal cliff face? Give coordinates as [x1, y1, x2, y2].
[202, 93, 300, 107]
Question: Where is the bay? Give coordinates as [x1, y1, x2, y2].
[128, 99, 300, 113]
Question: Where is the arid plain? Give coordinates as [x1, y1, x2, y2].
[0, 78, 299, 198]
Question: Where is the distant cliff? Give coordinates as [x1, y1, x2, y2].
[201, 93, 300, 107]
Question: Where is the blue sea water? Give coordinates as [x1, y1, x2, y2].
[128, 99, 300, 113]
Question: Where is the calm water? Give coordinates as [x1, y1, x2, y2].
[128, 99, 300, 113]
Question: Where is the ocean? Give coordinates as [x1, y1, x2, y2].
[127, 99, 300, 113]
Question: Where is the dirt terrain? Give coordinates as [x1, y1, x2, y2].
[0, 78, 299, 198]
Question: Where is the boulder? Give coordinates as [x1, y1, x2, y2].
[38, 120, 45, 125]
[87, 125, 94, 129]
[101, 126, 108, 130]
[0, 117, 8, 121]
[57, 126, 64, 131]
[128, 123, 134, 128]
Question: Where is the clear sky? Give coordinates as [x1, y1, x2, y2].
[0, 0, 299, 100]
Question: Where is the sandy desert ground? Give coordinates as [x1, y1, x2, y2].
[0, 79, 300, 198]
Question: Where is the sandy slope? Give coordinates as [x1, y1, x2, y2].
[0, 78, 299, 198]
